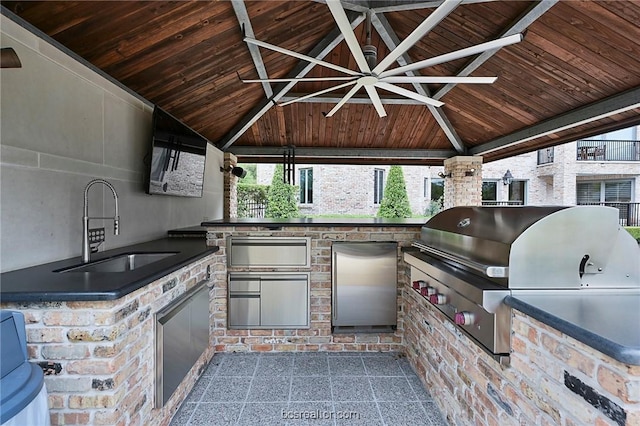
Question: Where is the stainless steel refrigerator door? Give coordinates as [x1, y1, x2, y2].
[332, 242, 397, 327]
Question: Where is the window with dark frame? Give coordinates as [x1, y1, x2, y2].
[374, 169, 384, 204]
[430, 178, 444, 201]
[482, 181, 498, 201]
[299, 168, 313, 204]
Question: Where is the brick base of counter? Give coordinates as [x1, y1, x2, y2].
[403, 284, 640, 426]
[206, 226, 421, 353]
[0, 254, 219, 426]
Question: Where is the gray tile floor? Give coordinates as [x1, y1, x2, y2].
[171, 352, 447, 426]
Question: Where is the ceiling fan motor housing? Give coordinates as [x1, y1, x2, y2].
[362, 44, 377, 70]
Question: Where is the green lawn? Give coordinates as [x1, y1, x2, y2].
[625, 227, 640, 240]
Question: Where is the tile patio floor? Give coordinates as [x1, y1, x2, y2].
[170, 352, 447, 425]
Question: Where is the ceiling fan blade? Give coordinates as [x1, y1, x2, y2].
[244, 37, 360, 77]
[364, 86, 387, 118]
[382, 76, 497, 84]
[375, 82, 444, 107]
[372, 0, 462, 74]
[379, 33, 523, 78]
[278, 81, 357, 107]
[325, 82, 364, 117]
[326, 0, 371, 73]
[243, 76, 357, 83]
[1, 48, 22, 68]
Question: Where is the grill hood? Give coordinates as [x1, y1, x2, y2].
[416, 206, 640, 290]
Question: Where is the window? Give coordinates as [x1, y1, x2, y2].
[482, 181, 498, 202]
[430, 178, 444, 201]
[299, 168, 313, 204]
[374, 169, 385, 204]
[577, 180, 632, 204]
[508, 180, 526, 205]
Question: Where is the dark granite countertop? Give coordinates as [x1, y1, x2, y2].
[505, 291, 640, 366]
[167, 225, 208, 236]
[0, 238, 218, 302]
[201, 217, 425, 228]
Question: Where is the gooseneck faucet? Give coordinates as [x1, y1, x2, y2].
[82, 179, 120, 263]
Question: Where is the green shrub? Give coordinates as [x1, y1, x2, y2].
[377, 165, 412, 218]
[265, 164, 300, 218]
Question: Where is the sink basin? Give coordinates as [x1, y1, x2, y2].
[56, 252, 178, 273]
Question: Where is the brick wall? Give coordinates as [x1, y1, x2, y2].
[206, 225, 422, 353]
[0, 253, 220, 426]
[403, 282, 640, 426]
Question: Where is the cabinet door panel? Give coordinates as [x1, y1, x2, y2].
[260, 277, 308, 328]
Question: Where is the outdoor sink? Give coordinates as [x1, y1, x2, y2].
[56, 252, 178, 273]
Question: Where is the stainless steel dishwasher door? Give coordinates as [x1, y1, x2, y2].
[332, 242, 398, 327]
[228, 276, 261, 328]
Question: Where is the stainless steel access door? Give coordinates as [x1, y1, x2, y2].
[260, 275, 309, 328]
[332, 242, 398, 327]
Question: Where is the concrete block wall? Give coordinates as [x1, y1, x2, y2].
[0, 254, 220, 426]
[403, 284, 639, 426]
[206, 225, 422, 353]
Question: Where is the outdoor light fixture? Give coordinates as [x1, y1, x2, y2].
[502, 170, 513, 185]
[465, 168, 476, 177]
[0, 48, 22, 68]
[438, 171, 452, 178]
[220, 165, 247, 178]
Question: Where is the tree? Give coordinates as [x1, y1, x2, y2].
[377, 165, 413, 218]
[265, 164, 300, 218]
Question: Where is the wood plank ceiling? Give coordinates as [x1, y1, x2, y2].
[2, 0, 639, 165]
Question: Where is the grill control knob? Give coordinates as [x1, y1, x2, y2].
[454, 311, 475, 326]
[412, 280, 426, 290]
[420, 286, 436, 297]
[429, 294, 447, 305]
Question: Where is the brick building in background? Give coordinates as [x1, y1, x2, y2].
[255, 126, 640, 220]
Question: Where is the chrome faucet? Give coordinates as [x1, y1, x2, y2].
[82, 179, 120, 263]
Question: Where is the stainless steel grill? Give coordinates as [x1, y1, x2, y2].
[404, 206, 640, 363]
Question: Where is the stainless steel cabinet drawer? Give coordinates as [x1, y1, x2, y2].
[229, 276, 261, 293]
[227, 237, 311, 268]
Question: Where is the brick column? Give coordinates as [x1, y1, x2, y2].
[223, 152, 239, 219]
[443, 156, 483, 209]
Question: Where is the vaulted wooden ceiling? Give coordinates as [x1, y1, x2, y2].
[2, 1, 639, 165]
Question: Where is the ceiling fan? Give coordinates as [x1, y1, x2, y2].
[241, 0, 523, 118]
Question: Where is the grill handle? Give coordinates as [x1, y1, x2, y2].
[412, 242, 509, 278]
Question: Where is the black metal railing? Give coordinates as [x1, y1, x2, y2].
[576, 140, 640, 162]
[481, 201, 524, 206]
[577, 202, 640, 226]
[240, 200, 267, 218]
[537, 147, 554, 165]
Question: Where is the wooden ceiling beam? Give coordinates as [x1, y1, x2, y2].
[217, 10, 366, 151]
[371, 12, 466, 153]
[228, 146, 456, 160]
[232, 0, 272, 99]
[470, 86, 640, 155]
[434, 0, 558, 100]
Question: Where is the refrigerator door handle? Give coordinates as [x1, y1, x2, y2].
[332, 249, 338, 321]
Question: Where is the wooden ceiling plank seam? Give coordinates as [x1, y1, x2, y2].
[372, 11, 465, 153]
[232, 0, 273, 99]
[470, 86, 640, 155]
[218, 10, 367, 150]
[433, 0, 558, 100]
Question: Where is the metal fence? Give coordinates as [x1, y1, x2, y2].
[577, 202, 640, 226]
[240, 200, 267, 218]
[576, 140, 640, 162]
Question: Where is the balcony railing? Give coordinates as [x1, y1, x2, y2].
[576, 140, 640, 162]
[577, 202, 640, 226]
[537, 147, 554, 165]
[482, 201, 524, 206]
